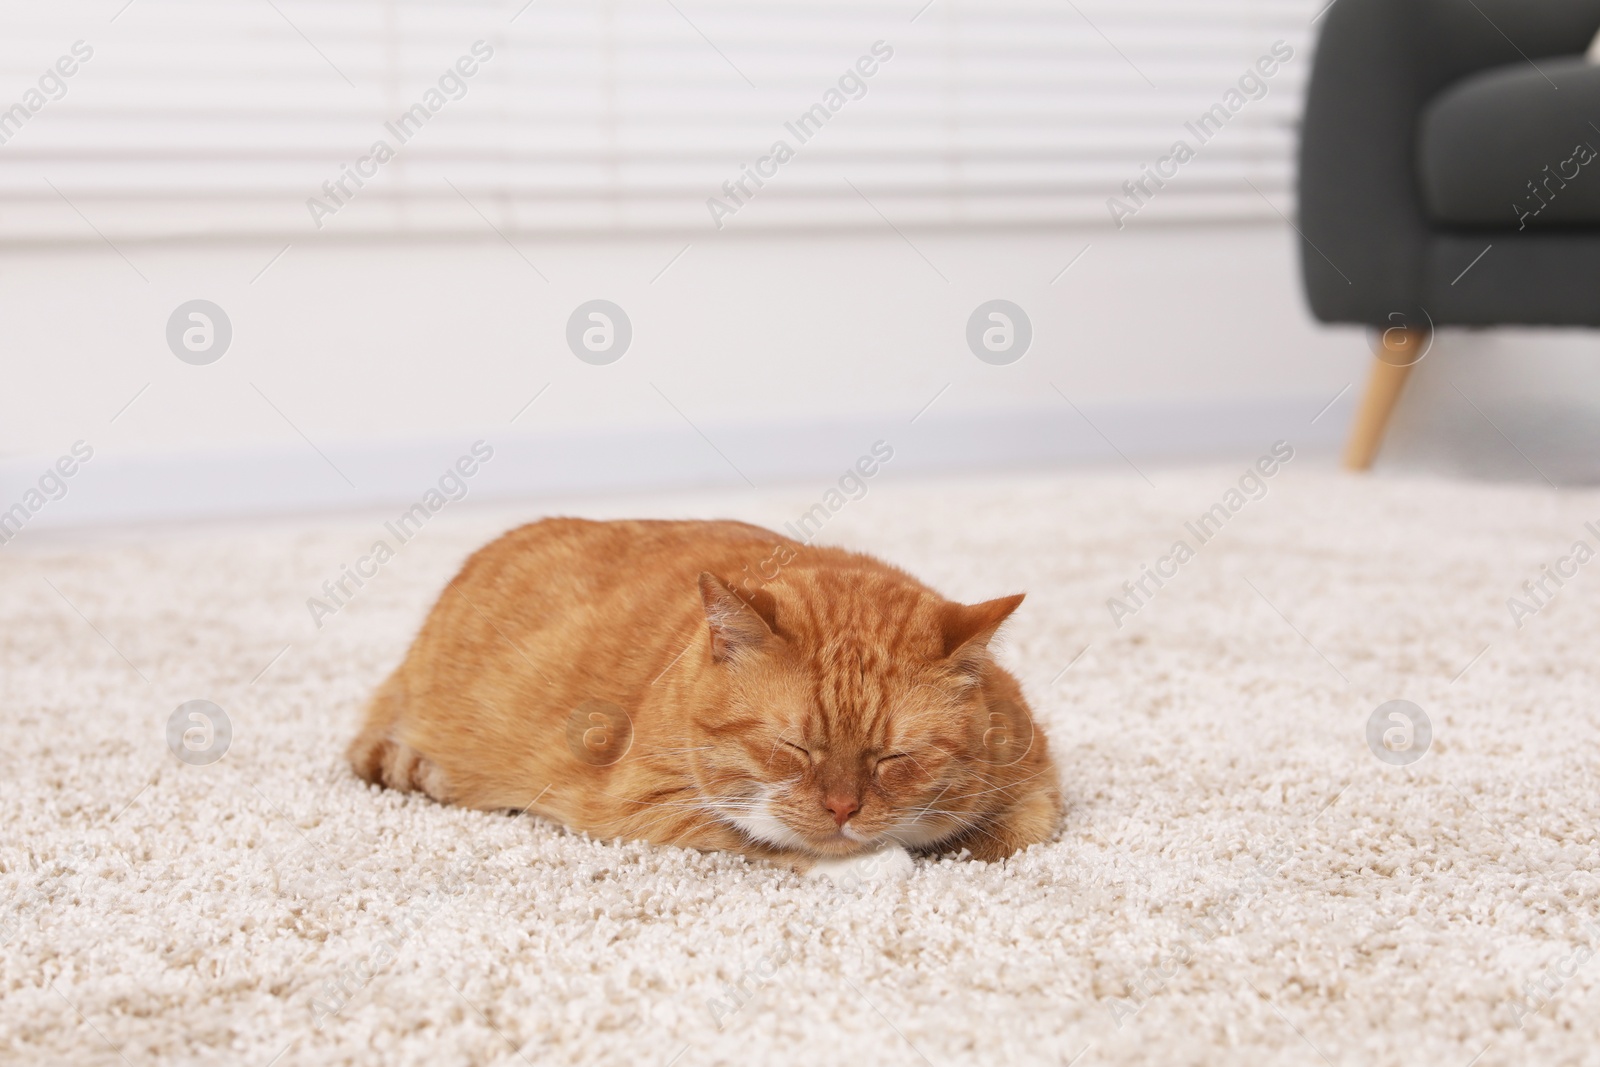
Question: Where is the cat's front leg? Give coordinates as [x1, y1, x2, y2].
[937, 784, 1063, 862]
[799, 845, 915, 885]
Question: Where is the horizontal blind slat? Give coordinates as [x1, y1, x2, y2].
[0, 0, 1318, 240]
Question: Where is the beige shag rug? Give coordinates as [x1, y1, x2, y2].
[3, 463, 1599, 1066]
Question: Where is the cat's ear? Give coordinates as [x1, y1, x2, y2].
[939, 594, 1025, 665]
[698, 572, 776, 663]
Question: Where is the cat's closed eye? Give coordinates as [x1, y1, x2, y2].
[778, 740, 813, 764]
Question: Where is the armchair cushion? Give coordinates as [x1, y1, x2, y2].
[1418, 57, 1600, 228]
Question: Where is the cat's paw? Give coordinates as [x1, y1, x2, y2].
[803, 845, 914, 886]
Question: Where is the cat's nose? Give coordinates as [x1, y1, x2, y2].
[823, 795, 859, 826]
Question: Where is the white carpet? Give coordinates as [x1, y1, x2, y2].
[4, 463, 1600, 1066]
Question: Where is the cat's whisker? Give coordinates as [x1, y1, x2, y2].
[702, 804, 772, 818]
[939, 766, 1051, 804]
[638, 801, 762, 825]
[889, 812, 960, 838]
[951, 821, 1008, 851]
[900, 808, 1006, 851]
[625, 792, 771, 832]
[907, 780, 956, 824]
[594, 790, 711, 814]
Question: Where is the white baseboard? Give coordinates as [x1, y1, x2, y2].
[0, 395, 1351, 538]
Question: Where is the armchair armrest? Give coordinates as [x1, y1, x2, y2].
[1298, 0, 1600, 325]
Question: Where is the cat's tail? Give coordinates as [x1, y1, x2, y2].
[347, 670, 452, 800]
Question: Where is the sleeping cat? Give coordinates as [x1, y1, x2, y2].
[348, 518, 1061, 877]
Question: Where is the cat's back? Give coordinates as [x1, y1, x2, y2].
[456, 516, 784, 590]
[400, 517, 792, 710]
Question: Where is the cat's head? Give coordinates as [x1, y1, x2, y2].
[687, 569, 1039, 858]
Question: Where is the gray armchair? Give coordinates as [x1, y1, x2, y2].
[1299, 0, 1600, 467]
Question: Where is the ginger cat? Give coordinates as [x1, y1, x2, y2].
[348, 518, 1062, 875]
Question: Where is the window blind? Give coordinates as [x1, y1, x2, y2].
[0, 0, 1319, 242]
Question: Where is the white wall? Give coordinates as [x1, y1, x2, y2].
[1381, 327, 1600, 486]
[5, 222, 1365, 452]
[7, 219, 1600, 533]
[1, 222, 1377, 529]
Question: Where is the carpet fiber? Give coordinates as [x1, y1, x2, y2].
[4, 464, 1599, 1066]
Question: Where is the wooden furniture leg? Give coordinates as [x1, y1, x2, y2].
[1342, 326, 1428, 471]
